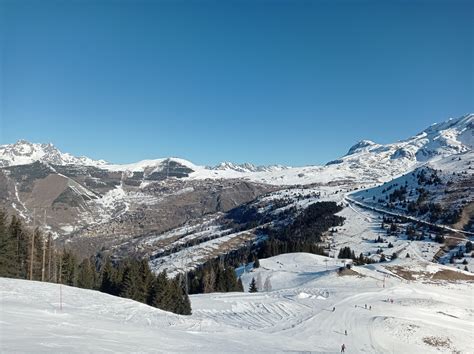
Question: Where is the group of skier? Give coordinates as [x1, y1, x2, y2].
[333, 301, 375, 352]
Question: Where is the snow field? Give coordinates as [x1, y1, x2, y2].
[2, 252, 473, 353]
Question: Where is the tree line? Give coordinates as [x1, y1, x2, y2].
[0, 211, 191, 315]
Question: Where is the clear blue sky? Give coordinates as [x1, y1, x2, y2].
[1, 0, 473, 166]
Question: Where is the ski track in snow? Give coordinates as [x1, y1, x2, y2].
[1, 253, 473, 353]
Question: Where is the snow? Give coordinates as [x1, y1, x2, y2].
[2, 253, 473, 353]
[2, 114, 472, 188]
[0, 140, 107, 168]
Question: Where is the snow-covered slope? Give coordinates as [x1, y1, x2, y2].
[0, 140, 107, 167]
[349, 150, 474, 224]
[210, 161, 289, 173]
[1, 253, 473, 353]
[326, 113, 473, 176]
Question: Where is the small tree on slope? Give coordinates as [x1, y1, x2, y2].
[249, 277, 258, 293]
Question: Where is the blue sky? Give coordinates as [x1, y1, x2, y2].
[1, 0, 472, 166]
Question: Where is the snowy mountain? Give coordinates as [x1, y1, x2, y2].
[333, 113, 473, 166]
[1, 113, 472, 262]
[210, 161, 289, 173]
[0, 140, 107, 168]
[2, 114, 472, 183]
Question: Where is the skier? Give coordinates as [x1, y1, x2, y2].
[364, 304, 367, 309]
[341, 343, 346, 353]
[344, 330, 347, 336]
[369, 305, 372, 310]
[333, 307, 336, 312]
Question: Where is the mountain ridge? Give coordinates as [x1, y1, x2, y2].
[2, 113, 471, 173]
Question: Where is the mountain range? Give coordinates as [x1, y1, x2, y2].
[1, 113, 472, 261]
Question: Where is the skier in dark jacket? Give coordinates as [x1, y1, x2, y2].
[341, 343, 346, 353]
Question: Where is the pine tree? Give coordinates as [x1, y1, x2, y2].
[100, 257, 116, 294]
[223, 266, 240, 292]
[0, 211, 17, 277]
[138, 259, 154, 304]
[27, 228, 45, 281]
[249, 277, 258, 293]
[77, 258, 96, 289]
[9, 216, 29, 279]
[120, 259, 144, 302]
[172, 275, 192, 315]
[151, 270, 170, 309]
[60, 249, 78, 286]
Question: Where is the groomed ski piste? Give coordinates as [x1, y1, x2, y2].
[1, 253, 473, 353]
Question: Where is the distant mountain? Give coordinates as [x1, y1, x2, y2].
[210, 162, 289, 173]
[327, 113, 473, 170]
[2, 114, 471, 177]
[0, 140, 107, 168]
[0, 113, 472, 258]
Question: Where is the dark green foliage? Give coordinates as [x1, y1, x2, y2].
[0, 211, 191, 315]
[338, 247, 374, 265]
[188, 260, 243, 294]
[389, 186, 407, 203]
[9, 216, 30, 279]
[100, 257, 117, 295]
[60, 249, 78, 286]
[171, 276, 192, 315]
[338, 247, 355, 260]
[249, 277, 258, 293]
[466, 241, 473, 253]
[77, 258, 96, 289]
[0, 211, 17, 277]
[273, 202, 344, 242]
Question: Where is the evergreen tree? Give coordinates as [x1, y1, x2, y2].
[0, 211, 17, 277]
[100, 257, 116, 294]
[223, 266, 239, 292]
[77, 258, 96, 289]
[60, 249, 78, 286]
[151, 270, 170, 309]
[249, 277, 258, 293]
[9, 216, 29, 279]
[138, 259, 154, 304]
[120, 260, 141, 300]
[172, 275, 192, 315]
[27, 228, 45, 281]
[466, 241, 473, 253]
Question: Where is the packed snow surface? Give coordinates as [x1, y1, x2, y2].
[1, 253, 473, 353]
